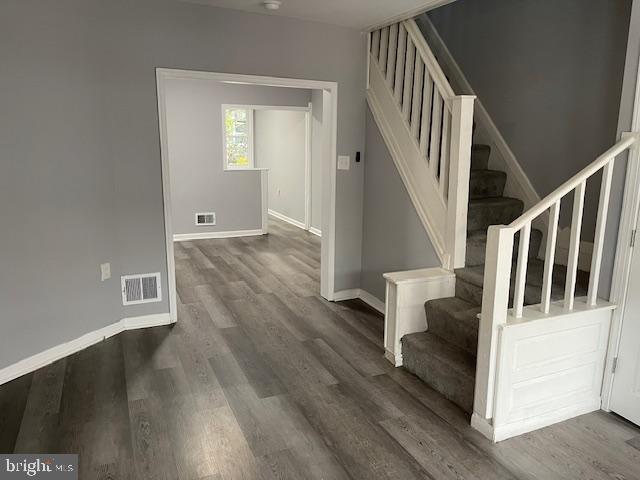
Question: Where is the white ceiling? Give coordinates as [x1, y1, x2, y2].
[179, 0, 453, 30]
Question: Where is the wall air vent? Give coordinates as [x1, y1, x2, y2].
[121, 272, 162, 306]
[195, 212, 216, 226]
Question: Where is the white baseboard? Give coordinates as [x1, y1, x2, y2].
[492, 399, 601, 442]
[0, 313, 173, 387]
[471, 413, 495, 441]
[268, 209, 306, 230]
[308, 226, 322, 237]
[173, 229, 264, 242]
[333, 288, 385, 314]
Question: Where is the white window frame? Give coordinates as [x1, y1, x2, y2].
[222, 105, 255, 170]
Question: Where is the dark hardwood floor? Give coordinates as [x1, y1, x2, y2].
[2, 216, 640, 479]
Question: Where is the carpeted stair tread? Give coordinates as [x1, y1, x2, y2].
[471, 144, 490, 170]
[465, 228, 543, 267]
[402, 332, 475, 413]
[469, 169, 507, 199]
[425, 297, 481, 356]
[454, 260, 589, 306]
[467, 197, 524, 231]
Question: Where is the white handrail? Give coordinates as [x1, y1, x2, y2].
[474, 132, 640, 422]
[403, 20, 455, 99]
[510, 136, 635, 230]
[368, 20, 474, 269]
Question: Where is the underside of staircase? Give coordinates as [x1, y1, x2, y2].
[401, 142, 589, 414]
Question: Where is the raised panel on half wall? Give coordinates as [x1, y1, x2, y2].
[492, 305, 613, 439]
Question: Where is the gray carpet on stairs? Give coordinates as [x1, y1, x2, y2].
[401, 142, 590, 414]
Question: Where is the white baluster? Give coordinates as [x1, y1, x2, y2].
[419, 74, 433, 157]
[410, 56, 424, 139]
[402, 39, 415, 122]
[379, 27, 389, 75]
[371, 30, 380, 61]
[588, 160, 614, 305]
[386, 24, 398, 88]
[541, 200, 560, 314]
[439, 107, 451, 197]
[429, 89, 442, 175]
[564, 181, 586, 310]
[513, 222, 531, 318]
[393, 25, 407, 104]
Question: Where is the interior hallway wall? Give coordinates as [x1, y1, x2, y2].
[360, 107, 441, 301]
[165, 79, 310, 235]
[255, 109, 308, 225]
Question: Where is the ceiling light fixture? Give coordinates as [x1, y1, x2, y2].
[262, 0, 281, 11]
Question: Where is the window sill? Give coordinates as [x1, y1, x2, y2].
[224, 167, 269, 172]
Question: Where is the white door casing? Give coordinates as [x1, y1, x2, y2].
[610, 228, 640, 426]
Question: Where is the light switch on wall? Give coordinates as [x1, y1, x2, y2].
[101, 263, 111, 281]
[337, 155, 350, 170]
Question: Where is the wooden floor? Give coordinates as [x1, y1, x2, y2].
[2, 216, 640, 479]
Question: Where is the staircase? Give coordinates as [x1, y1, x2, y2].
[400, 139, 588, 414]
[369, 18, 639, 440]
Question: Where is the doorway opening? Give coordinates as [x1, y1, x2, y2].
[156, 68, 338, 322]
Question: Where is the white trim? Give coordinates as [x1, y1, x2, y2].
[261, 169, 269, 234]
[603, 58, 640, 409]
[332, 288, 385, 314]
[417, 17, 541, 214]
[473, 400, 602, 443]
[173, 229, 264, 242]
[156, 68, 338, 303]
[304, 104, 312, 230]
[364, 0, 457, 32]
[268, 209, 306, 230]
[0, 313, 172, 387]
[220, 103, 311, 112]
[309, 226, 322, 237]
[470, 414, 494, 441]
[156, 70, 178, 323]
[493, 400, 601, 443]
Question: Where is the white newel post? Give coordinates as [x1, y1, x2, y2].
[383, 268, 455, 367]
[473, 225, 514, 423]
[446, 95, 475, 269]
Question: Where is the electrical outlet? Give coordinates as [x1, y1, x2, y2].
[337, 155, 350, 170]
[101, 263, 111, 281]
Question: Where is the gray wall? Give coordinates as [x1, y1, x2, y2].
[255, 109, 308, 224]
[165, 78, 310, 235]
[427, 0, 631, 240]
[0, 0, 366, 371]
[360, 108, 441, 301]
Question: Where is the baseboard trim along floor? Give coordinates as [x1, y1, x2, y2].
[333, 288, 385, 314]
[268, 209, 306, 230]
[174, 230, 265, 241]
[0, 313, 173, 387]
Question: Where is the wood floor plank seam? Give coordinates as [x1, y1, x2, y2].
[1, 217, 639, 480]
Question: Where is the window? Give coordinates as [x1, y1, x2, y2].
[223, 107, 254, 169]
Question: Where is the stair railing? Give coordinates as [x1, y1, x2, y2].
[369, 20, 475, 269]
[474, 132, 640, 421]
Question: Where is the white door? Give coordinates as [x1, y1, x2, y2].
[611, 228, 640, 426]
